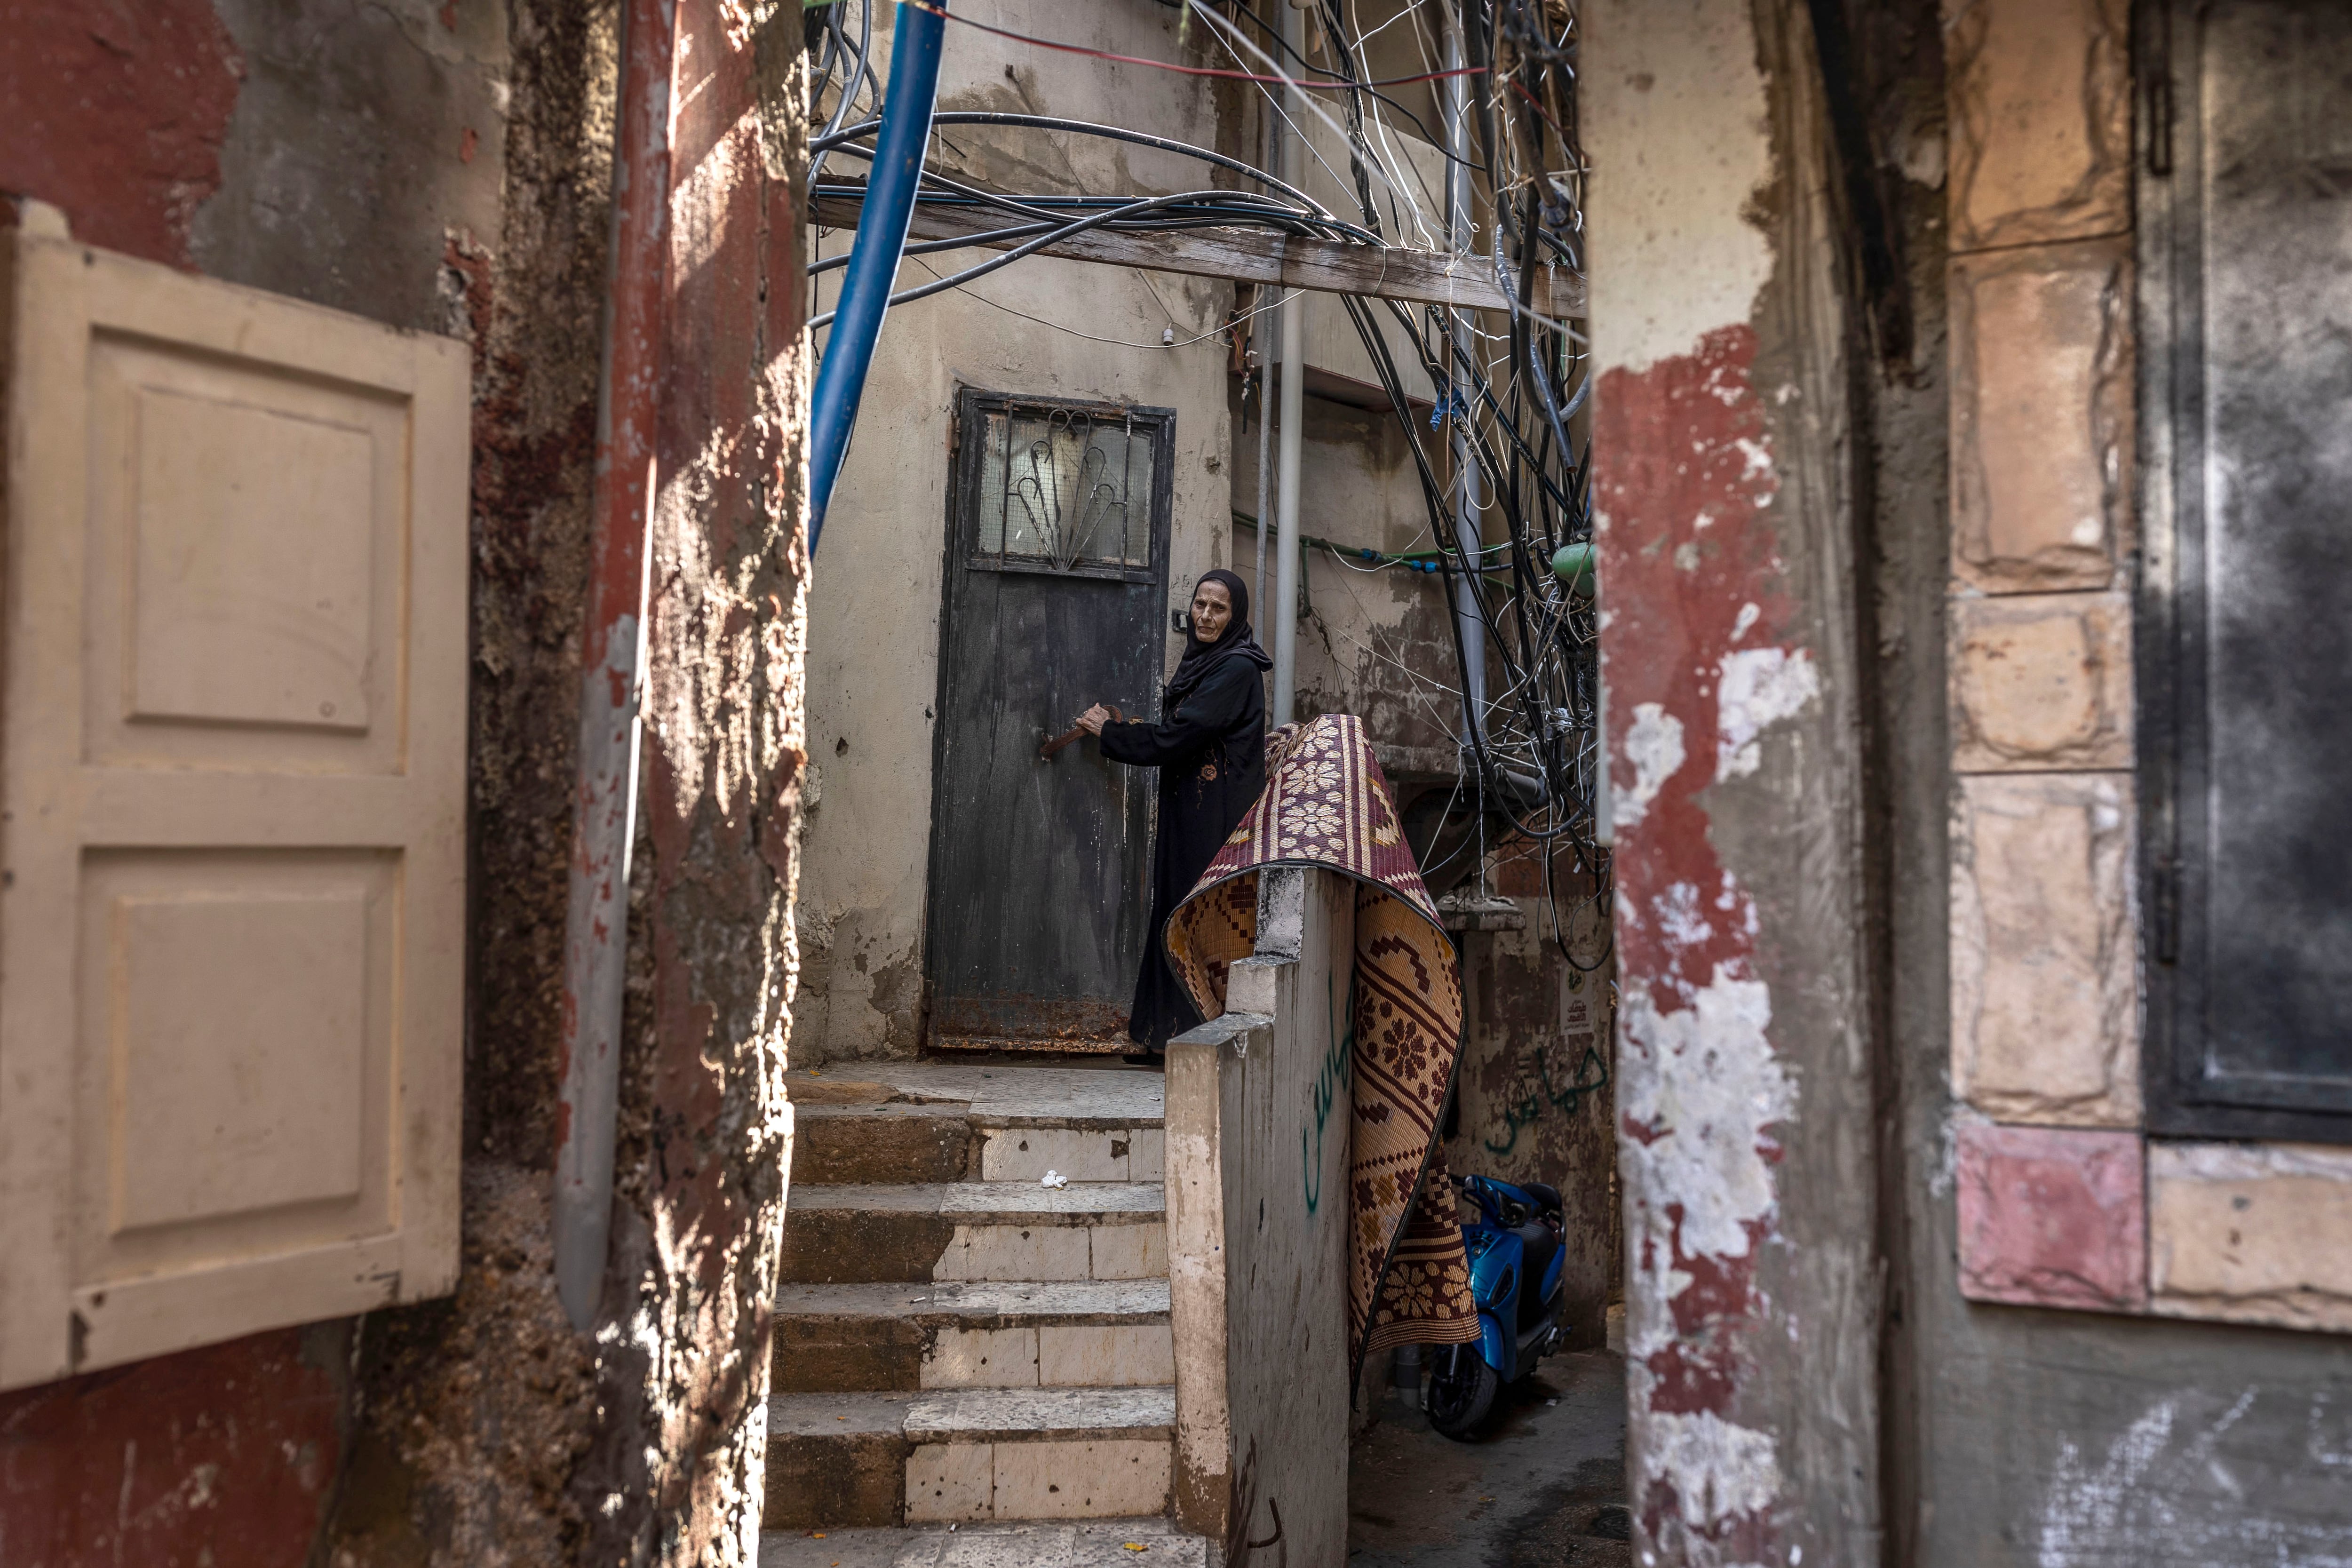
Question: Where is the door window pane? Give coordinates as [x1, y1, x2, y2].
[973, 405, 1153, 571]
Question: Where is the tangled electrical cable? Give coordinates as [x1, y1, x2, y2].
[804, 0, 1607, 971]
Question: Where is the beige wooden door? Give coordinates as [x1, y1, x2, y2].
[0, 215, 470, 1389]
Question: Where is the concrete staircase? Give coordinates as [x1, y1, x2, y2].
[761, 1062, 1210, 1567]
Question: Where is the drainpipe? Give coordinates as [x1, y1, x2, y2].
[1443, 15, 1486, 747]
[1269, 0, 1306, 727]
[1252, 87, 1277, 629]
[807, 0, 948, 547]
[554, 0, 674, 1333]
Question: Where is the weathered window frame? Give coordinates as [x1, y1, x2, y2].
[951, 388, 1176, 587]
[2136, 0, 2352, 1142]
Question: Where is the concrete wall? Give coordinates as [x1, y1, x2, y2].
[1164, 868, 1354, 1563]
[1230, 392, 1465, 779]
[789, 0, 1555, 1066]
[1444, 861, 1620, 1349]
[792, 0, 1239, 1064]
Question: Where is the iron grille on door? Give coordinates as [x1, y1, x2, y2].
[965, 396, 1166, 582]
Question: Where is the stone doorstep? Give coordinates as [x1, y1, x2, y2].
[796, 1106, 982, 1186]
[770, 1281, 1174, 1393]
[793, 1108, 1168, 1186]
[758, 1516, 1209, 1568]
[790, 1185, 1167, 1219]
[776, 1280, 1173, 1328]
[969, 1113, 1165, 1133]
[763, 1388, 1177, 1530]
[772, 1385, 1176, 1443]
[786, 1064, 1166, 1130]
[978, 1128, 1166, 1185]
[791, 1100, 1167, 1136]
[778, 1187, 1169, 1288]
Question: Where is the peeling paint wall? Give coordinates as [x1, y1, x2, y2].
[1587, 0, 1881, 1562]
[0, 1324, 351, 1566]
[195, 0, 511, 330]
[1, 3, 524, 1562]
[0, 1, 246, 267]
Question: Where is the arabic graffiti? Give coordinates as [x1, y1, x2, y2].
[1225, 1436, 1288, 1568]
[1483, 1039, 1610, 1157]
[1301, 973, 1354, 1216]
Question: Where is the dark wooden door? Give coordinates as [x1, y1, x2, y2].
[925, 391, 1174, 1051]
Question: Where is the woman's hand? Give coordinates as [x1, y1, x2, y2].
[1075, 703, 1113, 736]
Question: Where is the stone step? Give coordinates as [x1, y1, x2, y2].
[763, 1387, 1176, 1531]
[796, 1103, 983, 1186]
[788, 1066, 1163, 1130]
[970, 1125, 1164, 1186]
[759, 1516, 1210, 1567]
[771, 1280, 1174, 1393]
[779, 1185, 1167, 1286]
[793, 1106, 1167, 1188]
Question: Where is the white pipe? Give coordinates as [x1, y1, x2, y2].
[1254, 73, 1276, 627]
[1271, 0, 1307, 727]
[1445, 13, 1486, 746]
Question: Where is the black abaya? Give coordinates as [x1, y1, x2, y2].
[1098, 654, 1267, 1051]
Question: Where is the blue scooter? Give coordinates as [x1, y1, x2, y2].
[1424, 1174, 1568, 1440]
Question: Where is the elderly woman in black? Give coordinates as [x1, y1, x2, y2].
[1077, 569, 1271, 1063]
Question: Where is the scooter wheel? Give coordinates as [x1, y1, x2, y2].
[1424, 1341, 1500, 1441]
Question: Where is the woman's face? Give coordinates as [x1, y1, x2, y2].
[1192, 579, 1234, 644]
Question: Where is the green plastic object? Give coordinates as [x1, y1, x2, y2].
[1550, 541, 1596, 596]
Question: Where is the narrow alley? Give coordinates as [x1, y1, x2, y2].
[4, 0, 2352, 1565]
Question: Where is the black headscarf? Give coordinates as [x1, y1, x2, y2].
[1166, 568, 1273, 707]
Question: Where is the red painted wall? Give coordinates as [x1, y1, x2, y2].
[1595, 321, 1794, 1560]
[0, 1328, 346, 1568]
[0, 0, 244, 267]
[0, 12, 343, 1567]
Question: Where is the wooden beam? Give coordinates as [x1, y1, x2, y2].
[810, 195, 1587, 319]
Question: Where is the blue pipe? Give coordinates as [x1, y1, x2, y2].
[807, 0, 946, 552]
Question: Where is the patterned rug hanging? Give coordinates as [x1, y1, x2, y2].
[1163, 714, 1479, 1383]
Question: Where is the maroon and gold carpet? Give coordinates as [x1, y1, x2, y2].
[1163, 714, 1478, 1379]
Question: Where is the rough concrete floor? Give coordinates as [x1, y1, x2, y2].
[1347, 1349, 1629, 1568]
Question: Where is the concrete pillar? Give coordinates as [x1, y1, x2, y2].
[1585, 1, 1883, 1562]
[1164, 868, 1354, 1561]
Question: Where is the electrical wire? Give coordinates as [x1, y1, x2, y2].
[821, 243, 1301, 352]
[903, 0, 1482, 91]
[807, 0, 1609, 957]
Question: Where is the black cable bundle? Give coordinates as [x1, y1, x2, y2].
[806, 0, 1610, 970]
